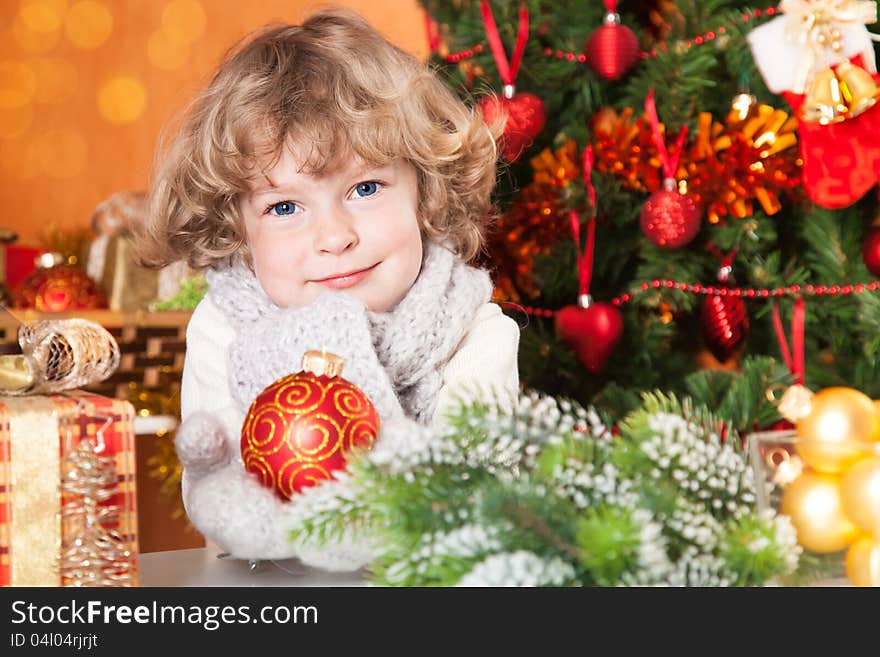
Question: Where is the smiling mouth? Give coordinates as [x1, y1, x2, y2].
[311, 263, 378, 289]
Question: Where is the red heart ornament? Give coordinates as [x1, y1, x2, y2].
[555, 302, 623, 373]
[478, 92, 547, 162]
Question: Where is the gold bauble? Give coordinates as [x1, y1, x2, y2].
[840, 457, 880, 533]
[780, 470, 861, 553]
[845, 536, 880, 586]
[795, 387, 879, 473]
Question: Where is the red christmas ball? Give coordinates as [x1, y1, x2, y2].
[862, 225, 880, 276]
[700, 290, 749, 363]
[240, 351, 380, 500]
[13, 261, 106, 311]
[478, 91, 547, 162]
[555, 299, 623, 373]
[640, 185, 701, 248]
[584, 13, 640, 81]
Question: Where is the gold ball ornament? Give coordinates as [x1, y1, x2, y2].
[795, 387, 879, 474]
[780, 470, 861, 553]
[845, 536, 880, 586]
[839, 457, 880, 533]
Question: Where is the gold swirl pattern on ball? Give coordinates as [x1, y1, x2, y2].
[278, 461, 334, 499]
[346, 417, 379, 452]
[290, 413, 343, 459]
[241, 452, 275, 488]
[241, 406, 289, 456]
[333, 384, 368, 417]
[274, 373, 325, 415]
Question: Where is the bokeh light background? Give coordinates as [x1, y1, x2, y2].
[0, 0, 426, 246]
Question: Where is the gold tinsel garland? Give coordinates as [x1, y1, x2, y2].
[487, 139, 581, 301]
[592, 101, 803, 224]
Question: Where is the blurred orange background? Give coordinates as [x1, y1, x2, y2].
[0, 0, 428, 247]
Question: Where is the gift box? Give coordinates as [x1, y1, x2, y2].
[0, 392, 139, 586]
[87, 234, 192, 311]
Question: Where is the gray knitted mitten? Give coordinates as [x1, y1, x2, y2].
[176, 414, 422, 568]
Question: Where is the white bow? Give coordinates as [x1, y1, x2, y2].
[780, 0, 878, 93]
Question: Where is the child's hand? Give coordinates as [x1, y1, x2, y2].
[174, 411, 230, 475]
[185, 459, 375, 567]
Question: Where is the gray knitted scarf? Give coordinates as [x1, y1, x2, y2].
[205, 241, 493, 424]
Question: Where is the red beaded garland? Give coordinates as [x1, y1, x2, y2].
[443, 5, 777, 65]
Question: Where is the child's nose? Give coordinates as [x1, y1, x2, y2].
[314, 208, 359, 254]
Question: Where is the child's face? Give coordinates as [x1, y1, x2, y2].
[240, 146, 423, 312]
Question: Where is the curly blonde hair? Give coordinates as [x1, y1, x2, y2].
[137, 8, 502, 270]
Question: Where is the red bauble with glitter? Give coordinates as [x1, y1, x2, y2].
[555, 298, 623, 373]
[478, 91, 546, 162]
[640, 180, 701, 248]
[584, 10, 640, 81]
[13, 255, 106, 311]
[240, 351, 380, 500]
[861, 225, 880, 277]
[700, 285, 749, 364]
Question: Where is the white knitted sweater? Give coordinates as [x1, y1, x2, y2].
[181, 296, 520, 449]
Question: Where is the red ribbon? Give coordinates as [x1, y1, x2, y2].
[480, 1, 530, 87]
[424, 12, 441, 53]
[772, 297, 805, 384]
[570, 211, 596, 297]
[644, 89, 688, 180]
[604, 0, 618, 12]
[706, 242, 737, 282]
[569, 144, 598, 296]
[583, 144, 596, 212]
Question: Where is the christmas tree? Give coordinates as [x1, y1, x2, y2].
[421, 0, 880, 433]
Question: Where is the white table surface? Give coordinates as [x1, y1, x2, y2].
[138, 544, 366, 587]
[138, 545, 851, 588]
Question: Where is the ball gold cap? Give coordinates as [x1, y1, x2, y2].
[301, 350, 345, 378]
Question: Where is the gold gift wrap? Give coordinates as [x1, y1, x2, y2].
[87, 234, 192, 311]
[0, 392, 138, 586]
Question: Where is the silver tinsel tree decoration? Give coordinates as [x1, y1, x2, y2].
[59, 436, 135, 587]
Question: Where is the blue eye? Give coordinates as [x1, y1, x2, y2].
[352, 181, 379, 198]
[269, 201, 297, 216]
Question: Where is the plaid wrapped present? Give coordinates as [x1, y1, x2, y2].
[0, 392, 138, 586]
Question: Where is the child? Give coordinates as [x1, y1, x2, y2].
[137, 9, 519, 569]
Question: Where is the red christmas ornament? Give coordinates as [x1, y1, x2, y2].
[862, 224, 880, 277]
[640, 178, 701, 248]
[584, 2, 640, 81]
[555, 296, 623, 373]
[240, 350, 380, 500]
[479, 91, 547, 162]
[13, 254, 106, 311]
[477, 2, 545, 161]
[781, 56, 880, 209]
[700, 264, 748, 363]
